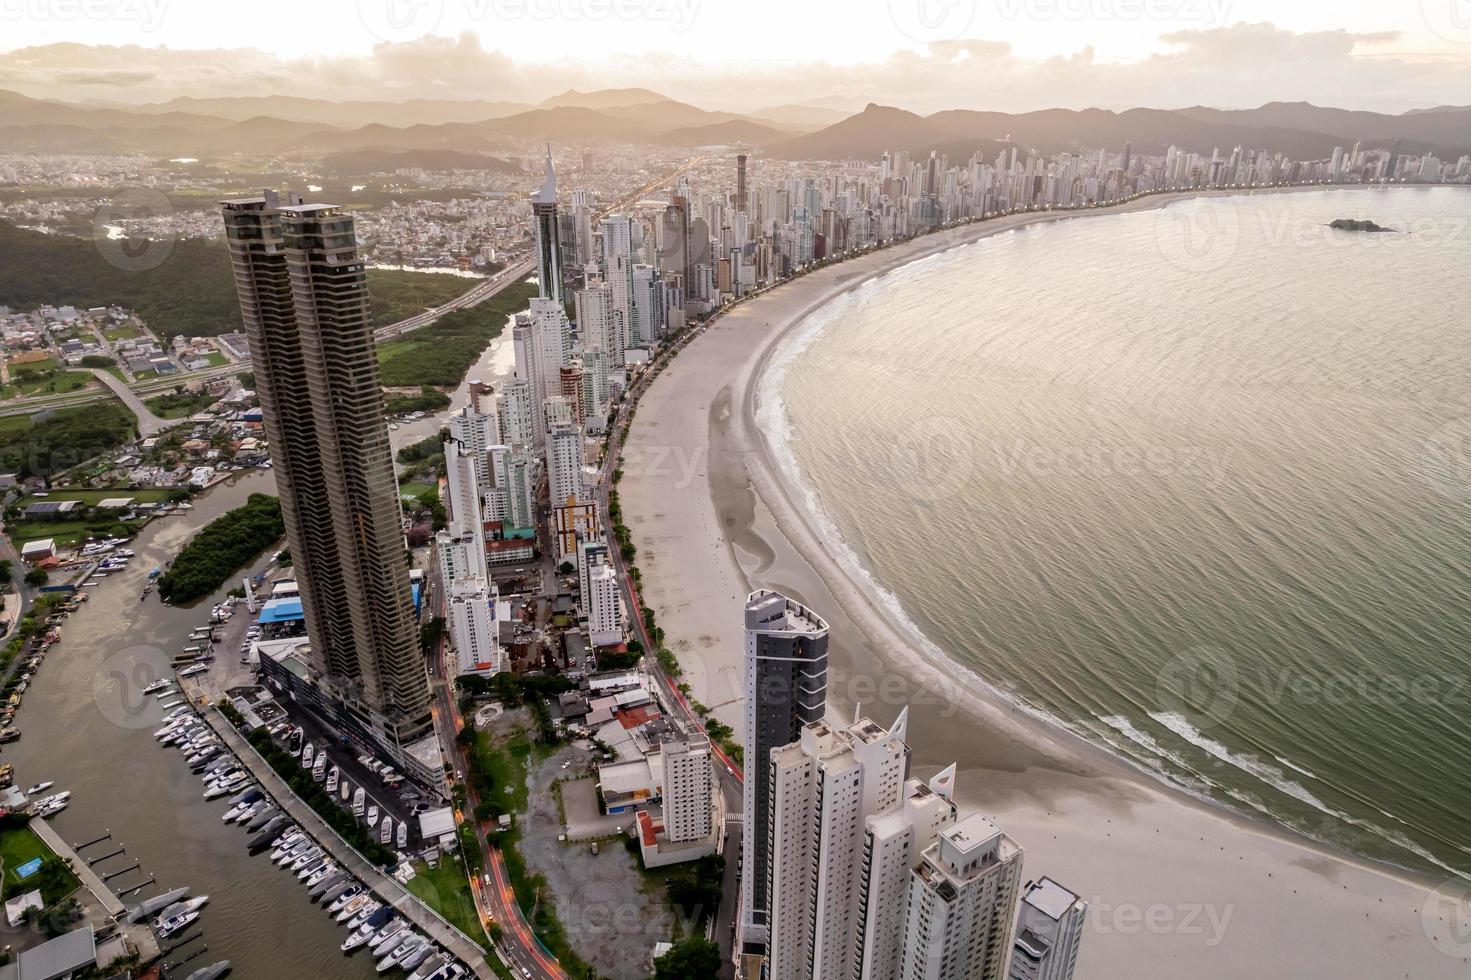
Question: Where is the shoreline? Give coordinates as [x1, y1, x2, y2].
[747, 181, 1469, 885]
[620, 183, 1469, 978]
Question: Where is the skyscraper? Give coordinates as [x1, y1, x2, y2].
[531, 146, 563, 304]
[221, 192, 431, 745]
[900, 814, 1025, 980]
[855, 769, 960, 980]
[1008, 878, 1087, 980]
[766, 715, 908, 980]
[736, 152, 749, 213]
[740, 590, 829, 949]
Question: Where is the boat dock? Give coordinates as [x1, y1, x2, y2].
[30, 818, 162, 963]
[202, 711, 495, 980]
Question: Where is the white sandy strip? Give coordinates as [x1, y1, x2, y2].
[620, 187, 1470, 980]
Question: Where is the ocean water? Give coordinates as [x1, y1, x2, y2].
[769, 187, 1471, 878]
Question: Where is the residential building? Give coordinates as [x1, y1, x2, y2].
[532, 147, 563, 304]
[220, 192, 431, 746]
[660, 734, 714, 843]
[900, 814, 1025, 980]
[447, 577, 503, 677]
[586, 561, 623, 647]
[855, 768, 960, 980]
[766, 715, 909, 980]
[741, 589, 829, 950]
[1009, 878, 1087, 980]
[546, 421, 584, 509]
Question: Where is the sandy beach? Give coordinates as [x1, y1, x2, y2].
[618, 187, 1470, 979]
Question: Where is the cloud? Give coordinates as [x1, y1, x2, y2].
[0, 23, 1466, 115]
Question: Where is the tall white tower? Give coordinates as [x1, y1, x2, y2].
[766, 715, 908, 980]
[1008, 877, 1087, 980]
[900, 813, 1025, 980]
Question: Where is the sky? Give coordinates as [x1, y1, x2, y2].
[1, 0, 1469, 113]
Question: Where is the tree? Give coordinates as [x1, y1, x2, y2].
[653, 936, 721, 980]
[23, 568, 47, 587]
[0, 559, 11, 586]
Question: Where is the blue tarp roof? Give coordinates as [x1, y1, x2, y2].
[258, 588, 419, 625]
[258, 597, 304, 624]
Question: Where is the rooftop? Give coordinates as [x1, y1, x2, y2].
[744, 588, 829, 636]
[1023, 876, 1084, 920]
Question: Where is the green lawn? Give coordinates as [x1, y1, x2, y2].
[0, 365, 94, 400]
[15, 488, 173, 507]
[0, 823, 78, 903]
[406, 859, 486, 946]
[103, 324, 141, 341]
[145, 388, 218, 419]
[6, 517, 138, 547]
[202, 351, 228, 366]
[399, 482, 434, 501]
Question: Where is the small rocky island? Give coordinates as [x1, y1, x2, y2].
[1329, 218, 1397, 233]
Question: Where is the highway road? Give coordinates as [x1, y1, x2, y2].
[0, 258, 537, 423]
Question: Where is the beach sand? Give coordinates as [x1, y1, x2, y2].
[618, 188, 1470, 979]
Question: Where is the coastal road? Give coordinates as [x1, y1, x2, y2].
[424, 556, 567, 980]
[591, 313, 749, 973]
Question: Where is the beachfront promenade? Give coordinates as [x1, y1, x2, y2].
[203, 711, 495, 980]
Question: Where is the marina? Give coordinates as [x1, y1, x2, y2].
[0, 472, 394, 978]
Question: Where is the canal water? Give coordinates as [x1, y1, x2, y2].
[3, 470, 389, 978]
[2, 313, 516, 975]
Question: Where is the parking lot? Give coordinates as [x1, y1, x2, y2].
[257, 698, 437, 856]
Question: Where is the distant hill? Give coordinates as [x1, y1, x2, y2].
[772, 102, 1471, 161]
[321, 147, 521, 176]
[601, 100, 748, 130]
[772, 104, 948, 160]
[121, 95, 531, 127]
[486, 106, 651, 140]
[657, 119, 791, 147]
[8, 89, 1471, 164]
[537, 88, 673, 110]
[749, 103, 851, 129]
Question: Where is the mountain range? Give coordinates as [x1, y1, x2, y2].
[3, 88, 1468, 166]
